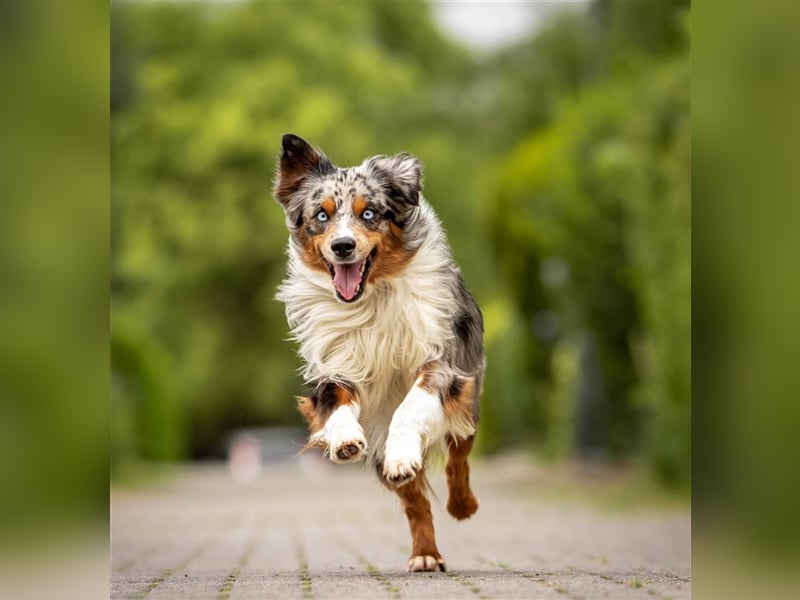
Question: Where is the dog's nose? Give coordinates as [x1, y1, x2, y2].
[331, 237, 356, 259]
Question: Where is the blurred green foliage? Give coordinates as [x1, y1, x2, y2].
[694, 0, 800, 555]
[488, 54, 689, 476]
[112, 0, 690, 486]
[0, 0, 108, 545]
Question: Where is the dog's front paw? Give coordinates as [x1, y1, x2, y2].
[408, 555, 446, 572]
[383, 455, 421, 486]
[330, 436, 367, 463]
[383, 435, 422, 486]
[320, 408, 367, 464]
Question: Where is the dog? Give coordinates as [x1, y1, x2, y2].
[273, 134, 485, 572]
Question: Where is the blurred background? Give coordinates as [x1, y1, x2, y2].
[110, 0, 690, 491]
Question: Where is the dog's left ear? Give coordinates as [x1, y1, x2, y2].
[364, 153, 423, 215]
[274, 134, 334, 207]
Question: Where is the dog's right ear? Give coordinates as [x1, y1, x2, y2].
[273, 134, 334, 207]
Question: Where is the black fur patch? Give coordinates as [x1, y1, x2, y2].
[448, 376, 465, 401]
[383, 210, 404, 228]
[313, 380, 356, 420]
[453, 312, 472, 343]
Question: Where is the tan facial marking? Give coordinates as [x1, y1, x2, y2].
[298, 230, 329, 275]
[353, 196, 368, 217]
[365, 228, 412, 282]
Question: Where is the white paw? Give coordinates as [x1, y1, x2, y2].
[330, 434, 367, 463]
[383, 434, 422, 486]
[408, 555, 446, 572]
[326, 424, 367, 464]
[316, 405, 367, 464]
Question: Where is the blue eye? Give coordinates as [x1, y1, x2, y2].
[316, 210, 329, 222]
[362, 209, 375, 221]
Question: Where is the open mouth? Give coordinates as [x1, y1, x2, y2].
[326, 248, 376, 303]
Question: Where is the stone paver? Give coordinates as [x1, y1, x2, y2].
[111, 455, 690, 599]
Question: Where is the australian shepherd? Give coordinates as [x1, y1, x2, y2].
[274, 134, 485, 572]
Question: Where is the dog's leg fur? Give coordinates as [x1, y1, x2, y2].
[445, 434, 479, 520]
[376, 464, 445, 572]
[382, 382, 444, 485]
[383, 362, 476, 487]
[297, 381, 366, 463]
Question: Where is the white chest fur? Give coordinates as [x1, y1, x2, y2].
[277, 236, 457, 459]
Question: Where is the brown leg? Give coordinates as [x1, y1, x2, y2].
[446, 435, 479, 520]
[383, 470, 446, 572]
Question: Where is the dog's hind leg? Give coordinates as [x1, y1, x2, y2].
[379, 466, 446, 572]
[445, 434, 479, 520]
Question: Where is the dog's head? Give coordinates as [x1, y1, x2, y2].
[274, 134, 422, 303]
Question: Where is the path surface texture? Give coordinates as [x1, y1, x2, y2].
[111, 454, 690, 599]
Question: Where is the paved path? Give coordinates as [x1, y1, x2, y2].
[111, 454, 690, 599]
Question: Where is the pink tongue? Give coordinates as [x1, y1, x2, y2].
[332, 262, 362, 300]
